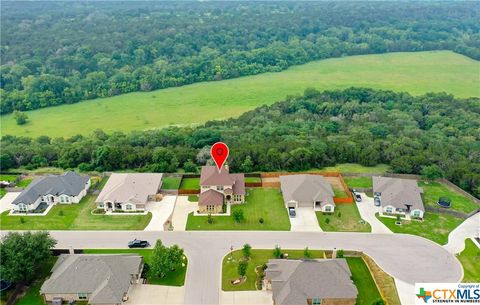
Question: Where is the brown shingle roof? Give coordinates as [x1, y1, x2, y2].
[200, 166, 234, 186]
[198, 189, 224, 206]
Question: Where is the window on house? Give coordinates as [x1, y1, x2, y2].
[207, 205, 215, 212]
[312, 298, 322, 305]
[19, 204, 27, 211]
[78, 293, 88, 300]
[126, 204, 132, 210]
[413, 210, 420, 217]
[216, 186, 224, 191]
[99, 203, 104, 208]
[325, 206, 332, 212]
[386, 207, 393, 213]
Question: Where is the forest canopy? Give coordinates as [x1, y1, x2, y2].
[1, 1, 479, 114]
[1, 88, 479, 197]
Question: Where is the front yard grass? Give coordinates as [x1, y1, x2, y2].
[344, 177, 373, 188]
[419, 181, 478, 214]
[186, 188, 290, 230]
[316, 204, 371, 232]
[0, 175, 18, 182]
[84, 249, 188, 286]
[161, 177, 182, 190]
[222, 249, 383, 305]
[457, 239, 480, 283]
[376, 212, 464, 245]
[179, 177, 200, 190]
[0, 195, 152, 230]
[222, 249, 324, 291]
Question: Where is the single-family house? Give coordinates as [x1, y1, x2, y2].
[279, 174, 335, 212]
[264, 259, 358, 305]
[198, 166, 245, 214]
[373, 176, 425, 219]
[41, 254, 143, 305]
[96, 173, 162, 212]
[12, 171, 90, 212]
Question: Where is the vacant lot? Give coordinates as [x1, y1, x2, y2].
[0, 195, 152, 230]
[316, 204, 371, 232]
[3, 51, 478, 138]
[376, 212, 464, 245]
[315, 164, 390, 174]
[84, 249, 188, 286]
[457, 239, 480, 283]
[186, 188, 290, 230]
[419, 181, 478, 214]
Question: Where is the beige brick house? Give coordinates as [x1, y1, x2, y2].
[198, 166, 245, 214]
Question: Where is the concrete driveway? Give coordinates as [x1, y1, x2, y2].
[289, 207, 322, 231]
[144, 195, 176, 231]
[123, 284, 184, 305]
[33, 231, 463, 305]
[219, 291, 271, 305]
[0, 192, 20, 213]
[444, 212, 480, 253]
[355, 193, 392, 234]
[171, 196, 197, 231]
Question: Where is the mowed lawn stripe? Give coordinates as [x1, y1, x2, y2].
[2, 51, 479, 138]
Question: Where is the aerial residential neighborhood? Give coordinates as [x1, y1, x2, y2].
[1, 1, 479, 305]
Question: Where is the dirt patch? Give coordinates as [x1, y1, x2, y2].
[323, 176, 344, 190]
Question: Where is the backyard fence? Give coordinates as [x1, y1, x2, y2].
[178, 189, 200, 195]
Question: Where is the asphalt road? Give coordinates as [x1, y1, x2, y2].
[2, 231, 460, 305]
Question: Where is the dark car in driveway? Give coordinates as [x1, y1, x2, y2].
[354, 193, 362, 202]
[128, 239, 150, 248]
[288, 207, 296, 218]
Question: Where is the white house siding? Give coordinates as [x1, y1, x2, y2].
[286, 200, 298, 208]
[13, 196, 43, 212]
[411, 209, 424, 218]
[382, 205, 396, 215]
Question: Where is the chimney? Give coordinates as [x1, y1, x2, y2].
[332, 247, 337, 259]
[69, 246, 75, 255]
[224, 164, 229, 172]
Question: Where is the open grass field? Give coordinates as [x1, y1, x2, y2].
[457, 239, 480, 283]
[186, 188, 290, 230]
[2, 51, 478, 138]
[315, 164, 390, 174]
[419, 181, 479, 214]
[376, 212, 464, 245]
[316, 204, 371, 232]
[0, 195, 152, 230]
[84, 249, 188, 286]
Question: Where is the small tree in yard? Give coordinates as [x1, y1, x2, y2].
[242, 243, 251, 259]
[238, 260, 248, 278]
[233, 209, 244, 223]
[303, 247, 312, 258]
[13, 110, 28, 125]
[337, 249, 345, 258]
[396, 215, 401, 222]
[273, 245, 282, 258]
[0, 231, 56, 284]
[371, 299, 386, 305]
[325, 218, 330, 224]
[151, 240, 185, 278]
[207, 213, 214, 224]
[166, 244, 184, 271]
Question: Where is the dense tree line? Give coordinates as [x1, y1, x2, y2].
[1, 1, 479, 114]
[1, 88, 479, 197]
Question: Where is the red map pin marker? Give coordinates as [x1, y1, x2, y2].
[211, 142, 229, 172]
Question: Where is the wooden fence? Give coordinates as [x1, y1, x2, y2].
[178, 189, 200, 195]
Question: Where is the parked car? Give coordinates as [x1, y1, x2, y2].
[128, 239, 150, 248]
[354, 193, 362, 202]
[288, 207, 296, 218]
[374, 197, 381, 206]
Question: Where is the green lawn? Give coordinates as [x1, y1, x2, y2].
[0, 189, 6, 199]
[344, 177, 373, 188]
[2, 51, 478, 138]
[419, 181, 479, 214]
[347, 257, 383, 305]
[316, 204, 371, 232]
[0, 195, 152, 230]
[186, 188, 291, 230]
[317, 164, 391, 174]
[0, 175, 18, 182]
[84, 249, 187, 286]
[245, 177, 262, 183]
[187, 195, 198, 202]
[457, 239, 480, 283]
[333, 186, 349, 198]
[16, 178, 33, 188]
[179, 177, 200, 190]
[376, 212, 464, 245]
[222, 249, 324, 291]
[161, 177, 182, 190]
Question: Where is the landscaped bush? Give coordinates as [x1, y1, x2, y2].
[258, 217, 264, 224]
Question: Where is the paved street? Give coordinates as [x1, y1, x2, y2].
[444, 212, 480, 253]
[3, 230, 461, 305]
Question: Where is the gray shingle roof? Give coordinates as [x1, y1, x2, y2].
[12, 172, 89, 205]
[41, 254, 143, 305]
[265, 259, 358, 305]
[279, 175, 335, 207]
[373, 176, 424, 212]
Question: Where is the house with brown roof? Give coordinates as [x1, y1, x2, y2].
[373, 176, 425, 219]
[198, 166, 245, 214]
[264, 259, 358, 305]
[96, 173, 162, 212]
[279, 175, 335, 213]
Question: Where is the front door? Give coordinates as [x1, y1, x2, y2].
[107, 202, 113, 210]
